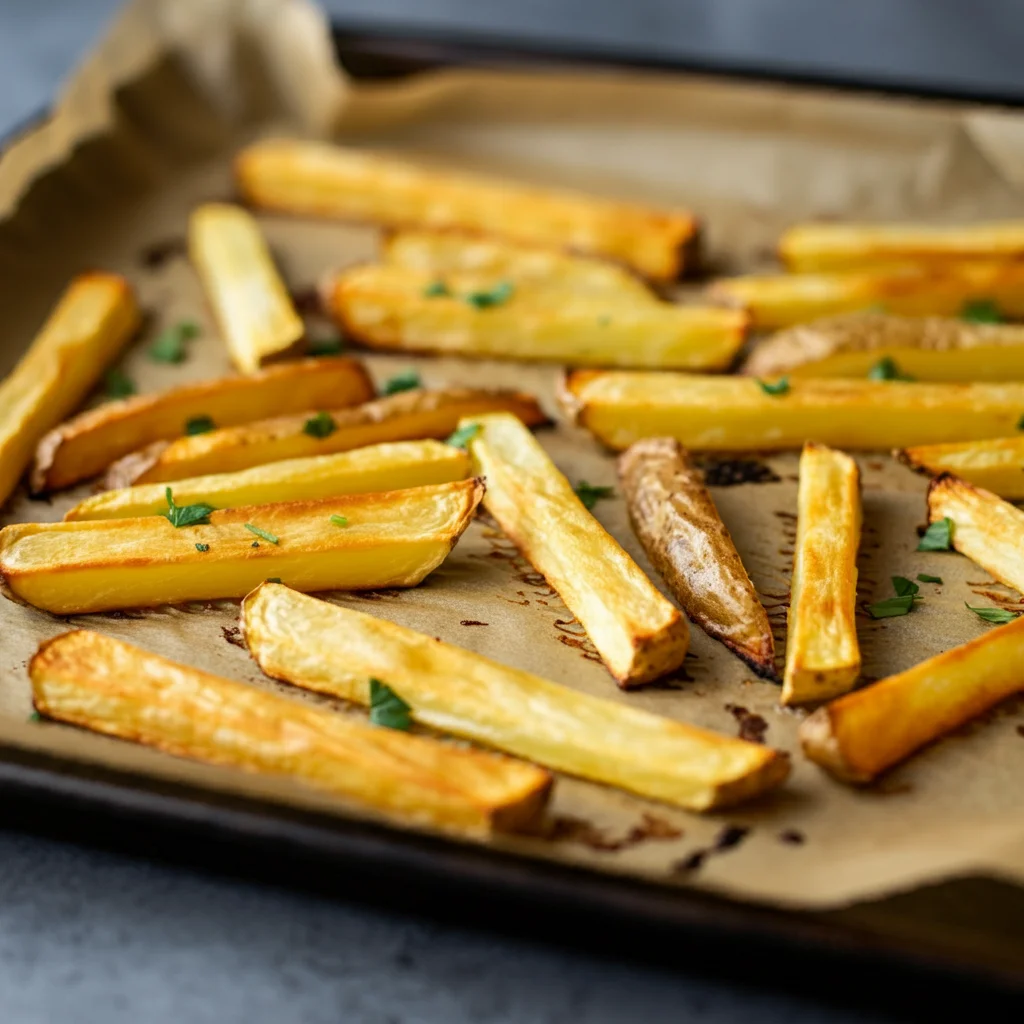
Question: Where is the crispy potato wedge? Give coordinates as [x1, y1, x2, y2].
[617, 438, 776, 678]
[466, 412, 688, 687]
[32, 630, 550, 833]
[782, 444, 861, 706]
[0, 273, 139, 508]
[801, 614, 1024, 783]
[558, 370, 1024, 451]
[743, 313, 1024, 381]
[235, 139, 698, 281]
[0, 479, 482, 614]
[323, 265, 747, 370]
[243, 585, 790, 811]
[103, 388, 548, 488]
[896, 437, 1024, 499]
[65, 440, 469, 521]
[779, 221, 1024, 272]
[32, 357, 374, 493]
[710, 261, 1024, 328]
[189, 203, 305, 373]
[926, 474, 1024, 594]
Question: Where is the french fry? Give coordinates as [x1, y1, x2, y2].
[235, 139, 698, 281]
[782, 444, 861, 706]
[709, 261, 1024, 328]
[558, 370, 1024, 452]
[926, 474, 1024, 594]
[742, 313, 1024, 381]
[102, 388, 548, 488]
[242, 584, 790, 811]
[465, 412, 689, 687]
[617, 438, 776, 678]
[189, 203, 305, 373]
[32, 630, 550, 834]
[801, 615, 1024, 783]
[32, 357, 374, 493]
[0, 479, 482, 614]
[778, 220, 1024, 272]
[65, 440, 469, 521]
[896, 437, 1024, 499]
[323, 265, 746, 370]
[0, 274, 139, 508]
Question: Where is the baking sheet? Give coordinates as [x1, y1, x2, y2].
[2, 0, 1024, 912]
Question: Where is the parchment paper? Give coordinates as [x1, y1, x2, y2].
[2, 0, 1024, 915]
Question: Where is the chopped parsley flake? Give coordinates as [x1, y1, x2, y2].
[104, 368, 136, 399]
[195, 543, 210, 552]
[149, 320, 199, 363]
[369, 678, 412, 731]
[423, 280, 449, 298]
[966, 603, 1020, 624]
[382, 370, 421, 395]
[185, 415, 215, 435]
[575, 481, 615, 511]
[918, 517, 954, 551]
[330, 514, 349, 527]
[868, 356, 914, 381]
[446, 422, 481, 449]
[465, 280, 514, 308]
[244, 523, 279, 545]
[961, 299, 1003, 324]
[303, 411, 336, 438]
[161, 487, 214, 528]
[756, 377, 790, 396]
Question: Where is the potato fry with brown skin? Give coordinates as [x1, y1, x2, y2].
[235, 139, 698, 281]
[102, 388, 548, 489]
[801, 615, 1024, 783]
[32, 357, 374, 493]
[32, 630, 551, 834]
[896, 437, 1024, 499]
[617, 438, 776, 678]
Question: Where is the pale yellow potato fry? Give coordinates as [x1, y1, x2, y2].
[0, 479, 482, 614]
[896, 437, 1024, 499]
[801, 615, 1024, 783]
[32, 357, 374, 493]
[32, 630, 550, 834]
[466, 411, 689, 687]
[242, 585, 790, 812]
[558, 370, 1024, 451]
[189, 203, 305, 373]
[782, 444, 861, 706]
[235, 139, 698, 281]
[0, 273, 139, 508]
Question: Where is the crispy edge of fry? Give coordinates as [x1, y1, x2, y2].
[895, 438, 1024, 499]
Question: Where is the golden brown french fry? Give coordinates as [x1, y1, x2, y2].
[32, 630, 550, 834]
[323, 265, 747, 370]
[926, 474, 1024, 594]
[779, 221, 1024, 272]
[710, 262, 1024, 328]
[32, 357, 374, 493]
[242, 585, 790, 811]
[742, 313, 1024, 381]
[896, 437, 1024, 499]
[235, 139, 698, 281]
[801, 615, 1024, 783]
[189, 203, 305, 373]
[465, 412, 688, 687]
[0, 479, 482, 614]
[782, 444, 861, 706]
[558, 371, 1024, 451]
[102, 388, 548, 488]
[617, 438, 776, 678]
[65, 440, 469, 521]
[0, 274, 139, 508]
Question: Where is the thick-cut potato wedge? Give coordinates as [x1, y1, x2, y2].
[743, 313, 1024, 381]
[801, 615, 1024, 783]
[382, 229, 656, 301]
[466, 412, 688, 687]
[617, 438, 776, 678]
[242, 585, 790, 811]
[710, 261, 1024, 328]
[235, 139, 698, 281]
[32, 357, 374, 493]
[896, 437, 1024, 499]
[189, 203, 305, 373]
[103, 388, 548, 488]
[324, 265, 747, 370]
[782, 444, 861, 706]
[0, 479, 482, 614]
[926, 474, 1024, 594]
[779, 221, 1024, 272]
[559, 371, 1024, 451]
[65, 440, 469, 521]
[32, 630, 550, 834]
[0, 274, 139, 508]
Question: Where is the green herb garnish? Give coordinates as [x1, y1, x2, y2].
[918, 516, 954, 551]
[574, 481, 615, 511]
[266, 577, 283, 584]
[251, 541, 259, 548]
[917, 573, 943, 584]
[149, 320, 199, 363]
[1017, 414, 1024, 431]
[382, 370, 421, 395]
[966, 603, 1020, 624]
[27, 710, 41, 723]
[185, 415, 215, 436]
[104, 368, 136, 399]
[756, 377, 790, 396]
[195, 543, 210, 552]
[962, 299, 1003, 324]
[245, 523, 279, 545]
[465, 280, 514, 308]
[892, 576, 920, 597]
[369, 678, 412, 731]
[307, 335, 345, 356]
[423, 280, 449, 298]
[446, 423, 481, 450]
[303, 411, 336, 438]
[867, 594, 917, 619]
[868, 356, 914, 382]
[162, 487, 214, 528]
[330, 514, 349, 527]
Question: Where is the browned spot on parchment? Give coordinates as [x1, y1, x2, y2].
[779, 829, 806, 845]
[545, 812, 683, 853]
[725, 703, 768, 744]
[700, 458, 781, 487]
[554, 617, 603, 663]
[460, 619, 488, 626]
[220, 626, 246, 649]
[138, 236, 186, 269]
[674, 825, 751, 873]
